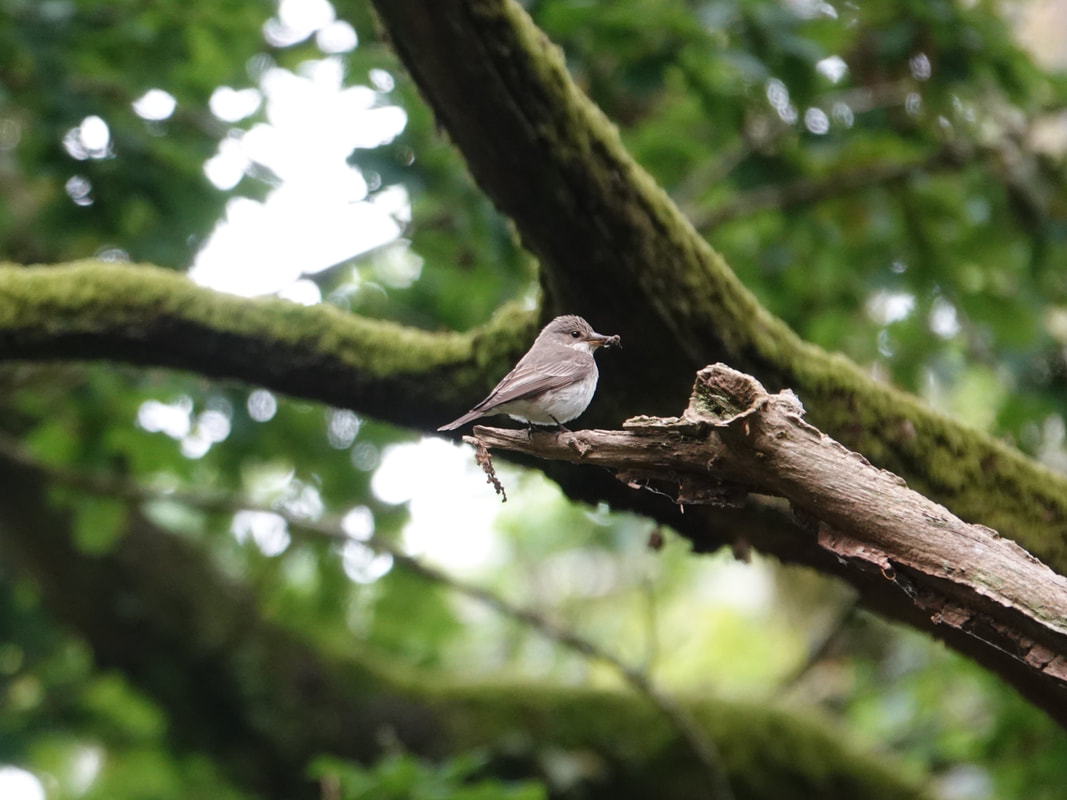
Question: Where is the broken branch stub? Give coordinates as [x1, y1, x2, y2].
[469, 363, 1067, 717]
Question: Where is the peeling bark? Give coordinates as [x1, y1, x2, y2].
[365, 0, 1067, 572]
[470, 365, 1067, 725]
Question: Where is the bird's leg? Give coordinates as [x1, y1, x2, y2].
[550, 416, 571, 433]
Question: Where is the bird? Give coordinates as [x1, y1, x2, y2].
[437, 315, 620, 431]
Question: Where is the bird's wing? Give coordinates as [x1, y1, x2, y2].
[437, 347, 591, 431]
[472, 348, 590, 411]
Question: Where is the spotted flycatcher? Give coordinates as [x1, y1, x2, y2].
[437, 315, 620, 431]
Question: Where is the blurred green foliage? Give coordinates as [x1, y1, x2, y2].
[2, 0, 1067, 798]
[309, 752, 545, 800]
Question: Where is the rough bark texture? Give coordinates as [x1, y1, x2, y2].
[471, 365, 1067, 725]
[363, 0, 1067, 569]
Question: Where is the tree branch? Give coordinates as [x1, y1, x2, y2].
[0, 260, 536, 429]
[469, 364, 1067, 727]
[4, 5, 1064, 611]
[364, 0, 1067, 575]
[6, 259, 1067, 717]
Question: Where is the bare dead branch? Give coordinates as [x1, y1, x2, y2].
[469, 364, 1067, 723]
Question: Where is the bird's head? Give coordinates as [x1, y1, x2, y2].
[540, 315, 621, 353]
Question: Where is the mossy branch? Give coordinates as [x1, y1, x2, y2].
[366, 0, 1067, 574]
[0, 260, 535, 429]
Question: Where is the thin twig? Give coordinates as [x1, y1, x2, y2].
[466, 436, 507, 501]
[0, 434, 733, 799]
[370, 536, 733, 799]
[689, 148, 961, 232]
[672, 80, 916, 208]
[777, 599, 860, 694]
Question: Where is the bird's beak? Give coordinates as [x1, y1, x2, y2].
[588, 332, 621, 350]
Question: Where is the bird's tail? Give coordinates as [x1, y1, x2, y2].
[436, 410, 484, 431]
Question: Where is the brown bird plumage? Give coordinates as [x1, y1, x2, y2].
[437, 315, 620, 431]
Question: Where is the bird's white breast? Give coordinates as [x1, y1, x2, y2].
[500, 362, 599, 425]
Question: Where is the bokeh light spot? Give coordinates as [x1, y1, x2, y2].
[132, 89, 177, 121]
[0, 767, 45, 800]
[247, 389, 278, 422]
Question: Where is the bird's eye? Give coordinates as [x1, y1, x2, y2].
[570, 330, 581, 338]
